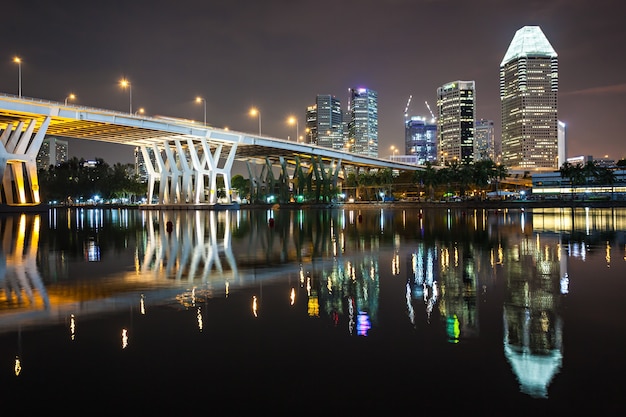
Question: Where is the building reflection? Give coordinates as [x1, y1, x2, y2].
[502, 232, 564, 398]
[2, 206, 626, 393]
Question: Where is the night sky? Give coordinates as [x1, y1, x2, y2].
[2, 0, 624, 165]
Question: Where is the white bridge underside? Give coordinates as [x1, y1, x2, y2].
[0, 94, 420, 206]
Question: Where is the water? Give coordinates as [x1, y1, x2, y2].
[1, 206, 625, 414]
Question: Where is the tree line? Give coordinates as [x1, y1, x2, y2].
[38, 157, 146, 203]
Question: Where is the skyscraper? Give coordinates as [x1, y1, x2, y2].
[405, 116, 438, 165]
[347, 88, 378, 157]
[500, 26, 558, 172]
[437, 80, 475, 165]
[474, 119, 496, 161]
[315, 95, 344, 150]
[36, 136, 68, 170]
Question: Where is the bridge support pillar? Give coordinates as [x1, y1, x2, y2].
[0, 116, 51, 206]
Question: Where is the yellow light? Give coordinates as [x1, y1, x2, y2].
[13, 57, 21, 64]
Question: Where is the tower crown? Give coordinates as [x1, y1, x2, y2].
[501, 26, 557, 66]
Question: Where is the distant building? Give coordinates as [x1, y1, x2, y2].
[558, 121, 567, 168]
[315, 95, 344, 150]
[36, 136, 68, 170]
[347, 87, 378, 157]
[501, 26, 559, 172]
[305, 104, 317, 144]
[405, 116, 437, 165]
[437, 80, 475, 165]
[474, 119, 495, 162]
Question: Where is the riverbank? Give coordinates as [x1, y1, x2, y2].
[243, 198, 626, 210]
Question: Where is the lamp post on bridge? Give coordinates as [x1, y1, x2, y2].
[65, 94, 76, 105]
[13, 57, 22, 98]
[250, 108, 261, 135]
[120, 78, 132, 114]
[196, 97, 207, 125]
[287, 116, 298, 142]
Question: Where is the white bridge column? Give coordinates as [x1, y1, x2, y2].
[0, 116, 52, 205]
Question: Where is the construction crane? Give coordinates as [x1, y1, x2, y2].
[425, 101, 436, 121]
[404, 95, 412, 120]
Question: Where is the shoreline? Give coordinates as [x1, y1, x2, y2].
[3, 198, 626, 214]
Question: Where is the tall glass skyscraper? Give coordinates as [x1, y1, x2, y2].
[315, 95, 344, 150]
[437, 80, 475, 165]
[347, 88, 378, 157]
[500, 26, 558, 171]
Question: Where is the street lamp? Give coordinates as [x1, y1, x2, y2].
[196, 96, 206, 125]
[287, 116, 298, 142]
[13, 57, 21, 97]
[135, 107, 145, 116]
[120, 78, 132, 114]
[305, 127, 313, 144]
[65, 93, 76, 105]
[250, 108, 261, 135]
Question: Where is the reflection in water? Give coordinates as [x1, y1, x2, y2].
[2, 207, 626, 399]
[503, 232, 564, 399]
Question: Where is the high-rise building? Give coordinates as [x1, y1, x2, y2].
[305, 104, 317, 145]
[500, 26, 558, 172]
[558, 120, 567, 169]
[315, 95, 344, 150]
[347, 87, 378, 157]
[474, 119, 496, 161]
[437, 80, 475, 165]
[36, 136, 68, 170]
[405, 116, 438, 165]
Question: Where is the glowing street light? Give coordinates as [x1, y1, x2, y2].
[287, 116, 299, 142]
[196, 96, 207, 125]
[13, 57, 22, 97]
[65, 93, 76, 105]
[250, 107, 261, 135]
[120, 78, 132, 114]
[135, 107, 145, 116]
[390, 145, 399, 159]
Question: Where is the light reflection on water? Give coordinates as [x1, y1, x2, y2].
[1, 206, 626, 410]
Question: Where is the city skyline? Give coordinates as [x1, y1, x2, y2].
[1, 0, 624, 165]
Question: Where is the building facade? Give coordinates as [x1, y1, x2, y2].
[405, 116, 438, 165]
[500, 26, 559, 172]
[36, 136, 68, 170]
[347, 87, 378, 157]
[437, 80, 475, 165]
[474, 119, 496, 162]
[315, 95, 344, 150]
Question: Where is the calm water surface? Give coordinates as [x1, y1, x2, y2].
[1, 206, 625, 414]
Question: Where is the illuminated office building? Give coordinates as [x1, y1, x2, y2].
[500, 26, 558, 171]
[347, 87, 378, 157]
[36, 136, 68, 170]
[474, 119, 496, 162]
[314, 94, 343, 150]
[405, 116, 438, 165]
[437, 80, 475, 165]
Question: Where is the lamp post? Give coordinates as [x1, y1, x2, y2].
[120, 79, 132, 114]
[196, 97, 206, 125]
[250, 108, 261, 135]
[65, 93, 76, 105]
[135, 107, 145, 116]
[287, 116, 298, 142]
[13, 57, 22, 97]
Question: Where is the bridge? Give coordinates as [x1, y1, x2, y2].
[0, 93, 421, 207]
